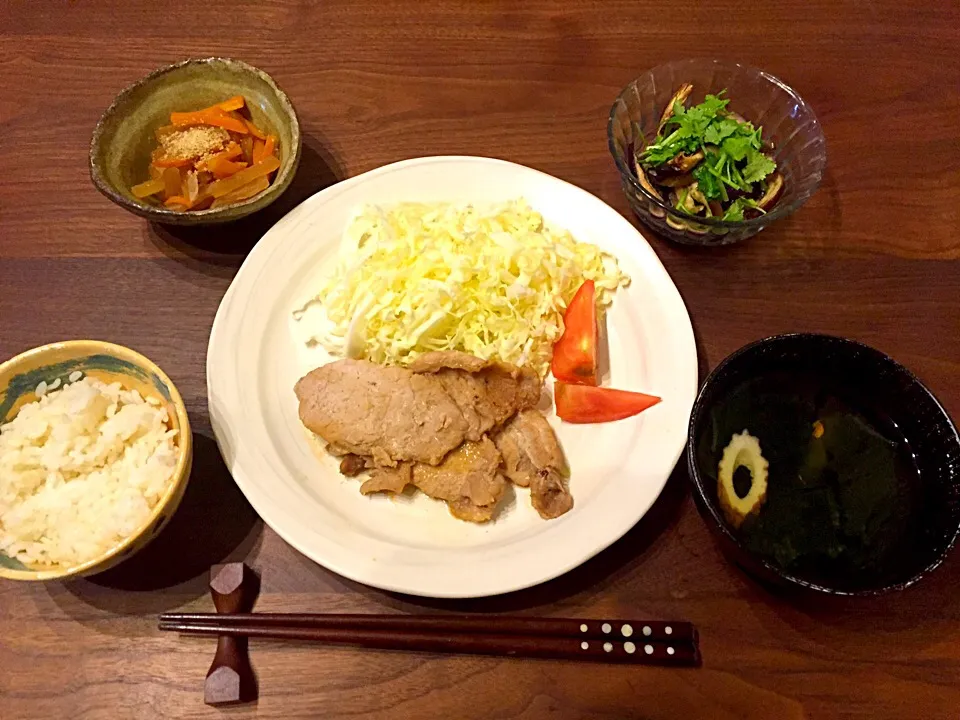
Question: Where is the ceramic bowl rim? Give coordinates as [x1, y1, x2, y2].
[0, 340, 193, 581]
[686, 332, 960, 596]
[607, 57, 827, 230]
[88, 56, 301, 223]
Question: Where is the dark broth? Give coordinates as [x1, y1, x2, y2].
[700, 372, 923, 590]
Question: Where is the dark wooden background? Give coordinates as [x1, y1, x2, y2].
[2, 2, 959, 718]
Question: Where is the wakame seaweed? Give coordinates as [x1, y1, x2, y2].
[703, 373, 922, 589]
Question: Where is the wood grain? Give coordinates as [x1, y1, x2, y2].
[1, 1, 959, 718]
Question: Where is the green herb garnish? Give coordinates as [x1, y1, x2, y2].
[636, 85, 782, 221]
[721, 197, 766, 222]
[641, 92, 730, 165]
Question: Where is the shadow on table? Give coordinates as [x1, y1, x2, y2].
[384, 459, 691, 614]
[142, 132, 345, 279]
[55, 433, 263, 616]
[691, 306, 711, 385]
[749, 548, 960, 656]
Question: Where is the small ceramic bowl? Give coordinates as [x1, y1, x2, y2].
[89, 57, 301, 225]
[608, 59, 826, 246]
[0, 341, 193, 581]
[687, 333, 960, 595]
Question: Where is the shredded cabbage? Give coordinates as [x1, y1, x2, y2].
[294, 199, 629, 377]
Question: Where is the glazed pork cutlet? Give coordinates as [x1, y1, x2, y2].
[360, 462, 412, 495]
[494, 409, 573, 519]
[360, 438, 507, 523]
[295, 351, 551, 523]
[294, 359, 470, 467]
[409, 351, 541, 441]
[411, 437, 507, 522]
[294, 352, 540, 467]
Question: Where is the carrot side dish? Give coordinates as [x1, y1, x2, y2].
[130, 95, 280, 211]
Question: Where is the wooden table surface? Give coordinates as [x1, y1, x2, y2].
[2, 2, 959, 718]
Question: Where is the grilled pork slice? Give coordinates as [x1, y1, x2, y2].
[295, 354, 540, 467]
[360, 438, 507, 523]
[407, 351, 491, 373]
[424, 368, 540, 441]
[410, 437, 507, 523]
[494, 409, 572, 519]
[295, 359, 468, 467]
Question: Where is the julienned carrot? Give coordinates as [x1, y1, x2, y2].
[170, 109, 248, 134]
[200, 143, 243, 170]
[164, 195, 192, 208]
[205, 112, 248, 134]
[169, 110, 203, 125]
[209, 155, 280, 197]
[244, 118, 267, 139]
[152, 155, 192, 168]
[209, 157, 249, 179]
[222, 141, 243, 157]
[251, 138, 265, 163]
[253, 134, 276, 163]
[214, 95, 245, 112]
[259, 135, 277, 163]
[133, 95, 280, 211]
[177, 96, 245, 117]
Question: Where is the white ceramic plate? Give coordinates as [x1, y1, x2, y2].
[207, 156, 697, 598]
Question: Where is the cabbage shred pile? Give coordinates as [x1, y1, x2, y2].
[296, 200, 629, 377]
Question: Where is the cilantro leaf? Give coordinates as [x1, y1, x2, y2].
[640, 90, 731, 167]
[720, 135, 753, 162]
[698, 92, 730, 116]
[681, 106, 720, 138]
[693, 160, 723, 200]
[741, 150, 776, 184]
[721, 197, 749, 222]
[703, 118, 740, 145]
[640, 123, 698, 167]
[721, 197, 766, 222]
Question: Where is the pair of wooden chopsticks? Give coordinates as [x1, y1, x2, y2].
[159, 612, 700, 666]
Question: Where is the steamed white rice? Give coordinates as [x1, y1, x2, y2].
[0, 375, 179, 567]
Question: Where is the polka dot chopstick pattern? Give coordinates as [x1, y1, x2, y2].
[579, 620, 694, 643]
[160, 612, 701, 667]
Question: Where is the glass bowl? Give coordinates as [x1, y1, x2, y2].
[608, 59, 826, 246]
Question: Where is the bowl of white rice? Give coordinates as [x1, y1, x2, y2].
[0, 340, 192, 581]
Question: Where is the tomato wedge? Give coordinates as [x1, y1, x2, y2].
[551, 280, 598, 385]
[554, 382, 661, 424]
